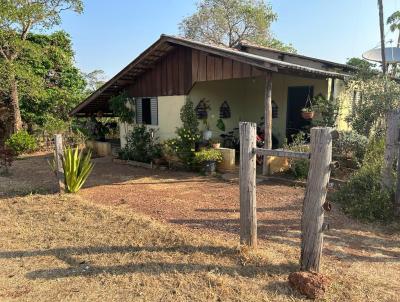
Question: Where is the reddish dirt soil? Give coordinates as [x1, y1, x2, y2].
[4, 153, 400, 264]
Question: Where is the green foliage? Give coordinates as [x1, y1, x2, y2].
[62, 147, 94, 193]
[180, 98, 199, 132]
[332, 138, 394, 222]
[345, 75, 400, 137]
[172, 99, 201, 167]
[312, 94, 339, 127]
[119, 126, 161, 163]
[216, 118, 225, 132]
[0, 0, 84, 132]
[194, 148, 223, 163]
[333, 131, 368, 166]
[179, 0, 295, 52]
[283, 132, 309, 179]
[346, 57, 377, 80]
[5, 130, 37, 155]
[109, 91, 136, 124]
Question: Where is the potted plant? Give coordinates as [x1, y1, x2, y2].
[301, 107, 314, 120]
[202, 117, 212, 140]
[210, 138, 221, 149]
[194, 148, 223, 175]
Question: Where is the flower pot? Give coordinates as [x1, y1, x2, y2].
[203, 160, 217, 175]
[301, 111, 314, 120]
[203, 130, 212, 140]
[212, 143, 221, 149]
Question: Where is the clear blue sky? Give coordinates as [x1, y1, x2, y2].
[58, 0, 400, 79]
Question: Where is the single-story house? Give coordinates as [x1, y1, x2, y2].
[70, 34, 354, 148]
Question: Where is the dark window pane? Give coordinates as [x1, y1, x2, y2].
[142, 98, 152, 125]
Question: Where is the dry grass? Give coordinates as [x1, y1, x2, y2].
[0, 194, 398, 301]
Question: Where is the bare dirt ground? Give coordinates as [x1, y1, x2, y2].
[1, 153, 399, 301]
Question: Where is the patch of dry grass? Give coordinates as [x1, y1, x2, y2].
[0, 194, 399, 301]
[0, 194, 302, 301]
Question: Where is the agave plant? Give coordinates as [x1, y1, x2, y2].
[62, 147, 94, 193]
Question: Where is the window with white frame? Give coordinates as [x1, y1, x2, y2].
[136, 97, 158, 125]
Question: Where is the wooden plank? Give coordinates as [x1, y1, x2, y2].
[167, 52, 174, 95]
[263, 73, 273, 176]
[184, 47, 193, 93]
[172, 49, 180, 94]
[382, 110, 400, 189]
[222, 58, 232, 79]
[191, 49, 199, 83]
[54, 134, 65, 193]
[232, 60, 241, 78]
[206, 55, 215, 81]
[239, 122, 257, 248]
[300, 127, 332, 272]
[214, 56, 223, 80]
[198, 51, 207, 81]
[178, 47, 185, 94]
[242, 63, 251, 78]
[161, 57, 167, 95]
[254, 148, 310, 159]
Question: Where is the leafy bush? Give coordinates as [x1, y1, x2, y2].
[119, 125, 161, 163]
[283, 132, 310, 179]
[332, 138, 394, 222]
[194, 149, 223, 163]
[62, 147, 94, 193]
[5, 130, 37, 155]
[172, 98, 201, 168]
[333, 130, 368, 166]
[311, 94, 339, 127]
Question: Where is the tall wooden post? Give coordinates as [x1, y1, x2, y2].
[54, 134, 65, 193]
[263, 72, 273, 176]
[395, 127, 400, 217]
[300, 127, 332, 272]
[239, 122, 257, 248]
[382, 110, 400, 190]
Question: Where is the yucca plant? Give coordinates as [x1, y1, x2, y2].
[62, 147, 94, 193]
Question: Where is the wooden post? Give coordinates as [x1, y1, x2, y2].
[239, 122, 257, 248]
[300, 127, 332, 272]
[395, 128, 400, 217]
[382, 110, 400, 190]
[54, 134, 65, 193]
[263, 73, 273, 176]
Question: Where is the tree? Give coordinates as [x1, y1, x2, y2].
[0, 0, 83, 134]
[387, 11, 400, 76]
[17, 31, 86, 131]
[84, 69, 106, 93]
[179, 0, 295, 52]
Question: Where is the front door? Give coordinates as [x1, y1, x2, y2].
[286, 86, 313, 142]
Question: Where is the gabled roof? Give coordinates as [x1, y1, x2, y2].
[70, 34, 351, 116]
[238, 41, 356, 71]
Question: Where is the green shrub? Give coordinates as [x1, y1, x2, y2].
[283, 132, 310, 179]
[5, 130, 37, 155]
[119, 125, 161, 163]
[62, 147, 94, 193]
[194, 149, 223, 163]
[172, 98, 201, 168]
[332, 138, 394, 222]
[333, 130, 368, 166]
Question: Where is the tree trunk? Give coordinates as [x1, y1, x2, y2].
[10, 77, 23, 133]
[382, 111, 400, 190]
[378, 0, 387, 74]
[263, 73, 273, 176]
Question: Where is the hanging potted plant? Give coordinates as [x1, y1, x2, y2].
[194, 148, 223, 175]
[301, 107, 315, 120]
[202, 117, 212, 140]
[301, 92, 314, 120]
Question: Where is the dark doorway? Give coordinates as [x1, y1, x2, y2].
[142, 98, 152, 125]
[286, 86, 313, 142]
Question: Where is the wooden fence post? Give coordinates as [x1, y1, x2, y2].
[239, 122, 257, 248]
[54, 134, 65, 193]
[395, 127, 400, 217]
[300, 127, 332, 272]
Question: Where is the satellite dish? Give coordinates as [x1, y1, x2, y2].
[362, 47, 400, 63]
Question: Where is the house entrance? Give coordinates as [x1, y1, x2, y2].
[286, 86, 313, 142]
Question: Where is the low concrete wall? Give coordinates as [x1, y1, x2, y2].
[86, 140, 112, 157]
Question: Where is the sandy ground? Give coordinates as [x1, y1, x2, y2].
[1, 153, 399, 301]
